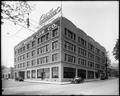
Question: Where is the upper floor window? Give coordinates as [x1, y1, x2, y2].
[95, 48, 100, 55]
[52, 41, 58, 50]
[64, 28, 76, 40]
[23, 46, 25, 51]
[78, 58, 86, 66]
[52, 28, 58, 37]
[88, 61, 94, 68]
[88, 43, 94, 52]
[31, 59, 36, 66]
[52, 53, 59, 62]
[64, 53, 76, 63]
[88, 52, 94, 60]
[31, 50, 36, 56]
[27, 52, 30, 58]
[27, 61, 30, 67]
[78, 47, 86, 57]
[78, 37, 86, 48]
[38, 38, 41, 44]
[32, 40, 35, 47]
[41, 35, 46, 43]
[27, 43, 30, 50]
[64, 41, 76, 53]
[46, 33, 50, 40]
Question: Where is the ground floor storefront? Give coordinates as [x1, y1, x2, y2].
[14, 63, 105, 82]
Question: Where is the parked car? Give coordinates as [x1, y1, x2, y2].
[15, 77, 24, 81]
[71, 77, 84, 84]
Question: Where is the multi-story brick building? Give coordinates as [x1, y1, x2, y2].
[14, 16, 107, 82]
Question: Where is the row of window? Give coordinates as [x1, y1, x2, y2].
[64, 41, 76, 53]
[37, 44, 49, 55]
[78, 36, 87, 48]
[15, 41, 59, 62]
[78, 58, 86, 66]
[65, 28, 76, 41]
[88, 52, 94, 61]
[37, 56, 49, 65]
[78, 47, 87, 57]
[26, 67, 59, 79]
[88, 61, 94, 68]
[64, 53, 76, 63]
[15, 53, 59, 69]
[64, 28, 105, 57]
[15, 27, 59, 55]
[64, 67, 99, 79]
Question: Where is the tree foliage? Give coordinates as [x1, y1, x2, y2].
[1, 1, 32, 28]
[113, 39, 119, 61]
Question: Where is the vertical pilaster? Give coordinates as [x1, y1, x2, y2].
[76, 68, 78, 77]
[86, 69, 88, 79]
[50, 67, 52, 80]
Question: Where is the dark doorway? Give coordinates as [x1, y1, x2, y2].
[19, 71, 25, 79]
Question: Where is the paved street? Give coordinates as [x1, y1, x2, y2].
[2, 78, 119, 95]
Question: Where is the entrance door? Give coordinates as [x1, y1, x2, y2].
[19, 71, 25, 79]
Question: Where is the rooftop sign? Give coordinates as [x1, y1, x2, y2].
[39, 7, 61, 26]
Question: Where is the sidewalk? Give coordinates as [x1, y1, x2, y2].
[24, 80, 71, 85]
[24, 78, 102, 85]
[24, 77, 117, 85]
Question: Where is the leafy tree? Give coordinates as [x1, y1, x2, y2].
[113, 39, 119, 61]
[1, 65, 7, 70]
[1, 1, 32, 28]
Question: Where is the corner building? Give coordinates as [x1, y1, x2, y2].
[14, 17, 106, 82]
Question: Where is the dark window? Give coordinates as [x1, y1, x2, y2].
[32, 41, 35, 47]
[27, 61, 30, 67]
[64, 67, 76, 78]
[52, 67, 59, 78]
[46, 33, 49, 40]
[52, 41, 58, 50]
[52, 53, 58, 62]
[87, 71, 94, 79]
[37, 69, 44, 78]
[41, 35, 46, 43]
[27, 43, 30, 49]
[52, 28, 58, 37]
[31, 60, 35, 66]
[77, 69, 86, 79]
[38, 38, 41, 44]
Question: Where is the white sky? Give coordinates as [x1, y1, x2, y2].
[1, 1, 119, 67]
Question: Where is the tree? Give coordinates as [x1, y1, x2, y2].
[1, 1, 32, 28]
[1, 65, 7, 70]
[113, 39, 119, 61]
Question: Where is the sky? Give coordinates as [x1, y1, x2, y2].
[1, 1, 119, 68]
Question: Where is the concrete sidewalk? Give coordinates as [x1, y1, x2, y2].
[24, 77, 116, 85]
[24, 80, 71, 85]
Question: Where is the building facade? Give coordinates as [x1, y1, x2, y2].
[2, 67, 14, 79]
[14, 17, 107, 82]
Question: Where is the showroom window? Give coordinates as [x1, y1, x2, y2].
[52, 67, 59, 78]
[31, 70, 36, 78]
[64, 67, 76, 78]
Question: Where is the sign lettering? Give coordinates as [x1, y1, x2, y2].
[39, 7, 61, 25]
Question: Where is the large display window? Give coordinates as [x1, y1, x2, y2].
[52, 67, 59, 78]
[64, 67, 76, 78]
[87, 71, 94, 79]
[77, 69, 86, 79]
